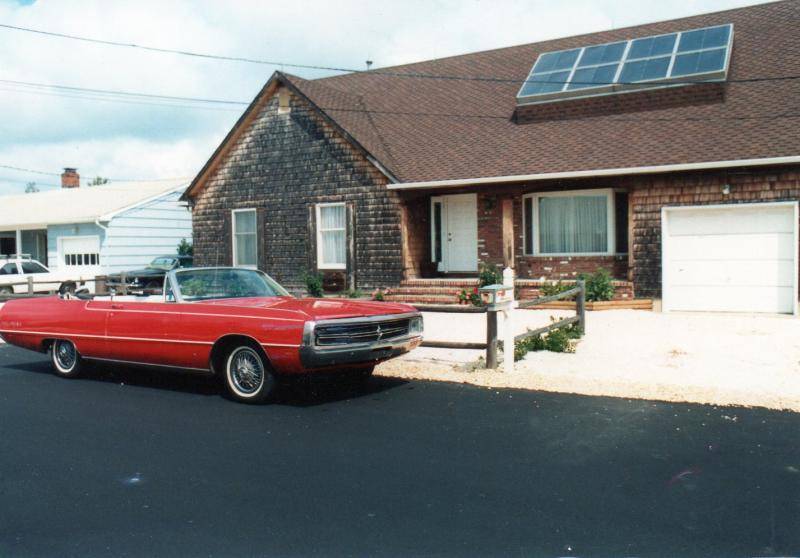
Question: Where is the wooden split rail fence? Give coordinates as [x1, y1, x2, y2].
[0, 274, 133, 302]
[414, 280, 586, 370]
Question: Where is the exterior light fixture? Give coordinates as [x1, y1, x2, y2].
[722, 184, 731, 195]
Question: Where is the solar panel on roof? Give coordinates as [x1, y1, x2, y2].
[517, 23, 733, 104]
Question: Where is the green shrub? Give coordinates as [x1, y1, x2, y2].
[346, 288, 363, 299]
[177, 238, 193, 256]
[372, 289, 386, 301]
[469, 290, 482, 307]
[579, 268, 615, 302]
[513, 322, 582, 361]
[478, 262, 503, 287]
[539, 281, 574, 298]
[303, 271, 323, 298]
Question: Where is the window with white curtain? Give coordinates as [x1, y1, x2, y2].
[316, 203, 347, 269]
[524, 190, 615, 255]
[232, 209, 257, 268]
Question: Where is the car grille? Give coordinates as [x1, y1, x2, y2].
[315, 318, 411, 347]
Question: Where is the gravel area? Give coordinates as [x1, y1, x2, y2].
[378, 309, 800, 412]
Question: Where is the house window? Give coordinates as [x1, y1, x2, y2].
[524, 189, 618, 255]
[232, 209, 257, 268]
[316, 203, 346, 270]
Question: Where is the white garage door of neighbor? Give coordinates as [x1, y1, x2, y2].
[662, 203, 798, 314]
[59, 236, 101, 267]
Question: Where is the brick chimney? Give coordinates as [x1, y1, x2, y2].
[61, 167, 80, 188]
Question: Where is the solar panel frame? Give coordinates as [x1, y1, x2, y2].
[516, 23, 734, 105]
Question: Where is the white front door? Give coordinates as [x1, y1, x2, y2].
[662, 202, 798, 314]
[432, 194, 478, 272]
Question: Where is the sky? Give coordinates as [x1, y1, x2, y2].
[0, 0, 771, 195]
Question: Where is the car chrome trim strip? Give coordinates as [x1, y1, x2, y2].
[82, 305, 304, 323]
[0, 329, 301, 348]
[83, 356, 210, 372]
[0, 329, 215, 345]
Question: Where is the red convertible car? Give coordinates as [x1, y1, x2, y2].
[0, 267, 423, 403]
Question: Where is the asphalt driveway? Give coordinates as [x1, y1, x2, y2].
[0, 344, 799, 557]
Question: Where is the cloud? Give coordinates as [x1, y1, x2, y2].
[0, 0, 769, 195]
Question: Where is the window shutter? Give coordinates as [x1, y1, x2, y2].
[257, 207, 267, 271]
[307, 205, 317, 271]
[346, 202, 356, 290]
[524, 197, 534, 255]
[221, 211, 232, 267]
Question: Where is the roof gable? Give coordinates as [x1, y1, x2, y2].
[182, 72, 398, 200]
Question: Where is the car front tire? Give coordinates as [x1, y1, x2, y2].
[224, 344, 275, 404]
[51, 339, 83, 378]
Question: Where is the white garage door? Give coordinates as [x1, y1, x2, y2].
[662, 203, 797, 314]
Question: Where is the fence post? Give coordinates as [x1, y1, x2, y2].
[486, 309, 498, 369]
[576, 279, 586, 334]
[120, 272, 128, 296]
[502, 267, 515, 373]
[27, 276, 34, 295]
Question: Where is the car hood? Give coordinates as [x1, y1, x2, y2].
[199, 297, 416, 320]
[110, 267, 164, 278]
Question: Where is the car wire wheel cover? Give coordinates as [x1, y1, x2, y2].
[54, 340, 77, 371]
[229, 347, 264, 395]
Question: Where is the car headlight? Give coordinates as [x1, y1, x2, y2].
[409, 316, 424, 335]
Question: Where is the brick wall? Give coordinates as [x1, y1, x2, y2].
[418, 166, 800, 298]
[190, 86, 404, 290]
[476, 191, 629, 281]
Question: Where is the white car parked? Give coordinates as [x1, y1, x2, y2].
[0, 256, 94, 295]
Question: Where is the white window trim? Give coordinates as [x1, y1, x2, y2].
[315, 202, 347, 271]
[231, 208, 258, 269]
[523, 188, 617, 257]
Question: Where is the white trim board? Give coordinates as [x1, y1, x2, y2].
[387, 156, 800, 191]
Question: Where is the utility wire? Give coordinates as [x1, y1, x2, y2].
[3, 22, 800, 87]
[0, 164, 190, 183]
[3, 77, 800, 124]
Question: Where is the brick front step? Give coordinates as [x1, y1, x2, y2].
[384, 293, 461, 305]
[392, 286, 475, 296]
[400, 278, 479, 288]
[393, 277, 635, 304]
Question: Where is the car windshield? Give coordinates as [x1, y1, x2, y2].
[21, 261, 48, 274]
[149, 257, 177, 270]
[174, 268, 290, 301]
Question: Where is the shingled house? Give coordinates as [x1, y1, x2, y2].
[184, 1, 800, 314]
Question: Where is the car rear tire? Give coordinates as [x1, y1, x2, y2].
[0, 286, 12, 296]
[51, 339, 83, 378]
[223, 344, 275, 404]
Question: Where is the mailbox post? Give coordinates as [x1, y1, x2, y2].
[479, 284, 514, 372]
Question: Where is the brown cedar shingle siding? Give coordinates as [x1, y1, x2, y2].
[191, 90, 403, 290]
[307, 0, 800, 183]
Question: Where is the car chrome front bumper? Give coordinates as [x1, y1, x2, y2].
[299, 313, 423, 369]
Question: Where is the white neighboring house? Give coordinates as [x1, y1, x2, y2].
[0, 174, 192, 279]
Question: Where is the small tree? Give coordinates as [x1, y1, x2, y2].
[88, 176, 110, 186]
[177, 238, 193, 256]
[24, 181, 39, 193]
